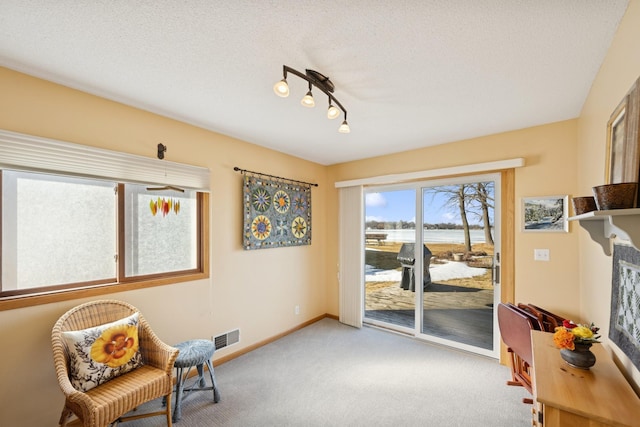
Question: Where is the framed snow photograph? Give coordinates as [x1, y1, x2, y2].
[522, 195, 568, 233]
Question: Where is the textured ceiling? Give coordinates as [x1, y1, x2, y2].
[0, 1, 629, 165]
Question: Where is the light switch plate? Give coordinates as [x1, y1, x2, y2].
[534, 249, 550, 261]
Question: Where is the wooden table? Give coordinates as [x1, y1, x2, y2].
[531, 330, 640, 426]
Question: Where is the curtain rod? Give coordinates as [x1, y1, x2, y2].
[233, 167, 319, 187]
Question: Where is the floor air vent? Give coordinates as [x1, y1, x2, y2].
[214, 329, 240, 350]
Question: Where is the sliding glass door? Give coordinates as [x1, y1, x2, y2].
[364, 174, 500, 357]
[364, 188, 416, 331]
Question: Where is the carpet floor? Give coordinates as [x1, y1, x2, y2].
[125, 318, 531, 426]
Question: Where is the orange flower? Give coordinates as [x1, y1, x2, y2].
[553, 327, 575, 350]
[91, 324, 138, 368]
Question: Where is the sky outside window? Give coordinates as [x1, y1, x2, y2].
[365, 184, 493, 226]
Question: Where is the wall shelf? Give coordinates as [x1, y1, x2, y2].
[568, 208, 640, 256]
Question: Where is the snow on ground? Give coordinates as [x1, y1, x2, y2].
[365, 260, 486, 282]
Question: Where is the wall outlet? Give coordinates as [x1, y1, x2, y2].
[534, 249, 550, 261]
[295, 305, 300, 315]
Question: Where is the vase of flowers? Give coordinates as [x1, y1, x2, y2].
[553, 320, 600, 369]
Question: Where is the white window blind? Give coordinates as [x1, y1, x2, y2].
[339, 185, 364, 328]
[0, 129, 210, 190]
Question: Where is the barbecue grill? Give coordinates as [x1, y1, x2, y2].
[397, 243, 432, 291]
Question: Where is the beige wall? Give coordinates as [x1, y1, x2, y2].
[0, 67, 329, 426]
[578, 0, 640, 390]
[326, 120, 580, 320]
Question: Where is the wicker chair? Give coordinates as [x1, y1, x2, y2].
[52, 300, 179, 427]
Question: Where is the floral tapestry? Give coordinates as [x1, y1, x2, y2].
[243, 175, 312, 250]
[610, 243, 640, 370]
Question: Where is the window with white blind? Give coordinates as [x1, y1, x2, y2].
[0, 129, 210, 309]
[1, 170, 206, 301]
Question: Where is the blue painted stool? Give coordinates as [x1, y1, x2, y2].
[172, 339, 221, 422]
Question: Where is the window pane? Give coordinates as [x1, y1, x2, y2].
[2, 171, 116, 290]
[124, 184, 198, 276]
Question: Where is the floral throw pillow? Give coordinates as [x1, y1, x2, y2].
[61, 313, 143, 392]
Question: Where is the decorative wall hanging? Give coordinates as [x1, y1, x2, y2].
[149, 197, 181, 217]
[235, 167, 316, 250]
[610, 243, 640, 371]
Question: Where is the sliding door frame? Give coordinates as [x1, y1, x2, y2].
[336, 160, 518, 364]
[363, 173, 503, 358]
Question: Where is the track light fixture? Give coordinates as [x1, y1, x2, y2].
[273, 65, 350, 133]
[273, 79, 289, 97]
[327, 102, 340, 120]
[301, 83, 315, 107]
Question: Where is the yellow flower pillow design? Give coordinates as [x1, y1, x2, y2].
[61, 313, 143, 392]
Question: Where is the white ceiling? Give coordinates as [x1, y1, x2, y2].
[0, 1, 629, 165]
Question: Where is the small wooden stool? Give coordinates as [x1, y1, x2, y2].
[172, 339, 221, 422]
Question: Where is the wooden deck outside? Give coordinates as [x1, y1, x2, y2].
[365, 282, 494, 350]
[364, 241, 495, 351]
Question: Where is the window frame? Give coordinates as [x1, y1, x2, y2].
[0, 179, 210, 312]
[117, 183, 203, 281]
[0, 129, 210, 311]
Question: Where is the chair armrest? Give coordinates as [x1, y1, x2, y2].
[51, 335, 96, 409]
[137, 315, 179, 375]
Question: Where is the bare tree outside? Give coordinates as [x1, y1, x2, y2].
[422, 182, 495, 252]
[456, 185, 472, 251]
[468, 182, 495, 246]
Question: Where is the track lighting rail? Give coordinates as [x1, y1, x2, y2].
[274, 65, 350, 133]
